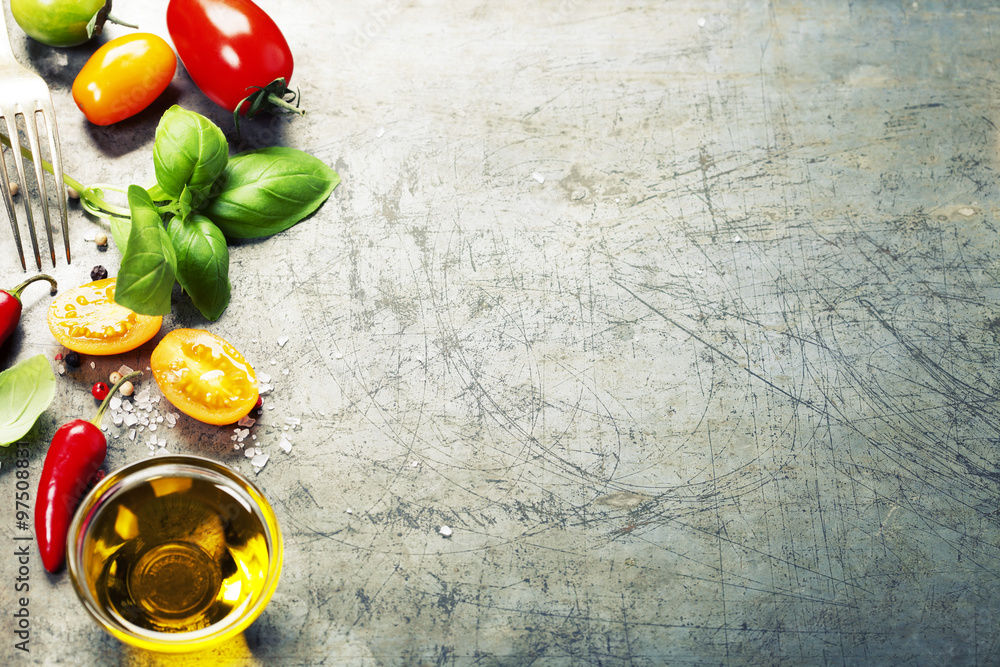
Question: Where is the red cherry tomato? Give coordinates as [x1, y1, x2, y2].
[72, 33, 177, 126]
[166, 0, 299, 116]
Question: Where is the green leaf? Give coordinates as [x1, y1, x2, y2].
[109, 215, 131, 252]
[0, 355, 55, 446]
[153, 106, 229, 208]
[202, 147, 340, 239]
[168, 214, 231, 321]
[115, 185, 177, 316]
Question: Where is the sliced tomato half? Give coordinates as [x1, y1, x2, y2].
[151, 328, 258, 426]
[47, 278, 163, 355]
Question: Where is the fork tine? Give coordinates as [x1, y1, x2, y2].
[4, 113, 40, 270]
[23, 106, 54, 267]
[0, 111, 25, 271]
[39, 104, 69, 265]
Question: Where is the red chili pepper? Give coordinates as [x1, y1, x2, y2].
[35, 370, 142, 573]
[0, 274, 57, 349]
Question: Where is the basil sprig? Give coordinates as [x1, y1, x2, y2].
[112, 105, 339, 321]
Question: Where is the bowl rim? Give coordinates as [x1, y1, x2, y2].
[66, 453, 283, 653]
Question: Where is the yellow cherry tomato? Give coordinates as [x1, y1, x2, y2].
[72, 33, 177, 126]
[151, 329, 259, 426]
[47, 278, 163, 355]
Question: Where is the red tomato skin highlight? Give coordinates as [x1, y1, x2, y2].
[167, 0, 295, 114]
[34, 420, 107, 573]
[72, 33, 177, 126]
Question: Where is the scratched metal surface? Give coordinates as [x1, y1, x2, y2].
[1, 0, 999, 664]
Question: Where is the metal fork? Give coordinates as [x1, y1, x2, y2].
[0, 5, 68, 270]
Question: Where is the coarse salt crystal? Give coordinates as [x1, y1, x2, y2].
[439, 525, 453, 538]
[251, 453, 269, 469]
[532, 172, 544, 183]
[375, 126, 385, 138]
[258, 383, 273, 396]
[258, 372, 272, 383]
[277, 336, 289, 347]
[110, 396, 122, 411]
[238, 415, 256, 428]
[244, 448, 256, 458]
[279, 436, 292, 452]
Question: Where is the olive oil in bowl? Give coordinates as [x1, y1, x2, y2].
[68, 456, 282, 653]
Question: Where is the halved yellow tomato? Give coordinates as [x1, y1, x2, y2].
[47, 278, 163, 355]
[151, 328, 258, 426]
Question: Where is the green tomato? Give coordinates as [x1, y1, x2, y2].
[11, 0, 113, 48]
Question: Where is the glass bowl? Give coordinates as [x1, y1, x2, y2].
[66, 454, 283, 653]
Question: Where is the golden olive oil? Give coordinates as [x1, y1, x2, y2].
[82, 473, 272, 633]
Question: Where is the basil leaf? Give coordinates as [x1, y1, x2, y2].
[168, 214, 231, 321]
[203, 147, 340, 239]
[0, 355, 55, 446]
[115, 185, 177, 316]
[109, 215, 131, 251]
[153, 106, 228, 207]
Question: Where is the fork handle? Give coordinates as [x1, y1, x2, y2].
[0, 5, 19, 64]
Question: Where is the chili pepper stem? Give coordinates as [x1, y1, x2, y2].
[91, 370, 142, 427]
[8, 274, 57, 300]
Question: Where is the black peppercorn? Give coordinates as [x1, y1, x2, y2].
[90, 265, 108, 281]
[64, 351, 81, 368]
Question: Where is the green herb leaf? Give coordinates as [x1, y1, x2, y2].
[109, 215, 131, 251]
[153, 106, 228, 208]
[168, 214, 231, 321]
[202, 147, 340, 239]
[115, 185, 177, 316]
[0, 355, 55, 446]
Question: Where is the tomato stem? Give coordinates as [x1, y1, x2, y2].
[91, 370, 142, 427]
[106, 14, 139, 30]
[8, 274, 57, 301]
[233, 78, 304, 134]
